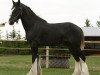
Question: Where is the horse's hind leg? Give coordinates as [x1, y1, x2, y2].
[72, 60, 81, 75]
[70, 47, 89, 75]
[69, 48, 81, 75]
[79, 50, 89, 75]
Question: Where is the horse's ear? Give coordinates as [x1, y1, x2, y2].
[18, 0, 20, 5]
[12, 0, 15, 5]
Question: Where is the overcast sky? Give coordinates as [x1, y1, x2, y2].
[0, 0, 100, 38]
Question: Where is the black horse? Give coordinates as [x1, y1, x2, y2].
[9, 0, 89, 75]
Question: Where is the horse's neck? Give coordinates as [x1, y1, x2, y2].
[21, 14, 34, 32]
[20, 7, 45, 33]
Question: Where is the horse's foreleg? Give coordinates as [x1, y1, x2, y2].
[27, 42, 38, 75]
[27, 58, 38, 75]
[27, 58, 42, 75]
[37, 58, 42, 75]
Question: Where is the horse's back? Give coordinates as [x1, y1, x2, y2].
[27, 21, 83, 47]
[39, 22, 83, 46]
[48, 22, 83, 46]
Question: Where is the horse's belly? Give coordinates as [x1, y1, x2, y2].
[39, 36, 64, 46]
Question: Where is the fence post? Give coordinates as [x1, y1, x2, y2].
[46, 46, 49, 68]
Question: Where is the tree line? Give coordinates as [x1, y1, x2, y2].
[0, 26, 25, 40]
[85, 18, 100, 27]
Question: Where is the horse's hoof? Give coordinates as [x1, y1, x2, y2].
[81, 71, 89, 75]
[72, 72, 81, 75]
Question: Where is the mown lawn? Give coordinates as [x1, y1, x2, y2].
[0, 55, 31, 75]
[0, 55, 100, 75]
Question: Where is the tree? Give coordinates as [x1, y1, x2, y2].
[84, 19, 92, 27]
[6, 30, 9, 40]
[96, 21, 100, 27]
[16, 31, 21, 40]
[9, 26, 17, 40]
[0, 30, 2, 40]
[9, 26, 22, 40]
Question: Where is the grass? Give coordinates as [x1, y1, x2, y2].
[0, 55, 31, 75]
[0, 55, 100, 75]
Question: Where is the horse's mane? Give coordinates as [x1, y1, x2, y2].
[20, 3, 46, 22]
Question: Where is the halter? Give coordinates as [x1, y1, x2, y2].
[10, 7, 23, 23]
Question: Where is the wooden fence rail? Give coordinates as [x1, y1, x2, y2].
[84, 41, 100, 56]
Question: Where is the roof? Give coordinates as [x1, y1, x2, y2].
[81, 27, 100, 37]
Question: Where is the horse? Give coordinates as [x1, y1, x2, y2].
[9, 0, 89, 75]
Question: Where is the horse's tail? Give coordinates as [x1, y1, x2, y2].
[80, 29, 85, 50]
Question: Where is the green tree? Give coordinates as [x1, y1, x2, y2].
[9, 26, 17, 40]
[16, 31, 21, 40]
[84, 19, 92, 27]
[96, 21, 100, 27]
[6, 30, 9, 40]
[0, 30, 2, 40]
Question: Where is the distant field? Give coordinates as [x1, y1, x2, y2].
[0, 55, 100, 75]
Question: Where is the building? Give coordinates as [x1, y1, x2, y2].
[81, 27, 100, 55]
[82, 27, 100, 41]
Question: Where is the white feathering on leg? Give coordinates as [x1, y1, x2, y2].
[72, 61, 81, 75]
[27, 58, 37, 75]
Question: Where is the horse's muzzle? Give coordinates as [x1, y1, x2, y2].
[9, 20, 14, 25]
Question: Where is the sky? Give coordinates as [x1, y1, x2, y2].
[0, 0, 100, 38]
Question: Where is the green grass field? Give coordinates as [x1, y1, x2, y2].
[0, 55, 100, 75]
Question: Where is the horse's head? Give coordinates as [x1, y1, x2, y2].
[9, 0, 22, 25]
